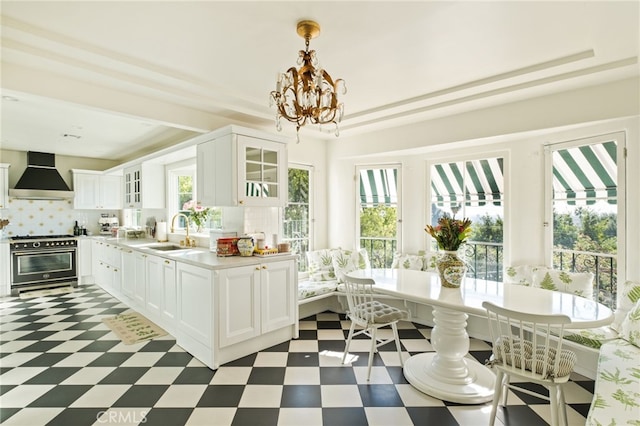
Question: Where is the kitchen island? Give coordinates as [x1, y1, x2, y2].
[87, 236, 298, 370]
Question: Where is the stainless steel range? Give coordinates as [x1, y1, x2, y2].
[10, 235, 78, 296]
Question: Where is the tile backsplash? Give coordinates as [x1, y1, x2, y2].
[1, 198, 119, 237]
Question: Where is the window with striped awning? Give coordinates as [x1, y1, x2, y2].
[430, 158, 504, 207]
[552, 141, 617, 205]
[359, 168, 398, 206]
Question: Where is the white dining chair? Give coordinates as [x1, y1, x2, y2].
[341, 274, 409, 381]
[482, 301, 578, 426]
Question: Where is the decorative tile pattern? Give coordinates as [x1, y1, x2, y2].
[0, 285, 595, 425]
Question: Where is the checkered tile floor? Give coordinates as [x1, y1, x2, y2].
[0, 285, 595, 425]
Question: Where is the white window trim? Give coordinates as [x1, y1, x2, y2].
[286, 163, 314, 278]
[355, 163, 403, 254]
[543, 131, 626, 286]
[165, 159, 196, 232]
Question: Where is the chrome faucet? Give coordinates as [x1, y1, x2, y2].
[170, 213, 196, 247]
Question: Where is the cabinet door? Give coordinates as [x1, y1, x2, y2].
[161, 258, 177, 330]
[176, 263, 212, 347]
[123, 166, 141, 208]
[261, 260, 296, 333]
[218, 264, 261, 347]
[77, 239, 93, 283]
[196, 139, 218, 207]
[145, 254, 163, 321]
[100, 175, 123, 209]
[0, 244, 10, 296]
[74, 173, 100, 209]
[120, 248, 135, 300]
[123, 169, 133, 207]
[237, 135, 287, 207]
[134, 252, 147, 307]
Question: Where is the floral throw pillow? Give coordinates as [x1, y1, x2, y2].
[532, 268, 594, 299]
[331, 249, 369, 283]
[391, 252, 425, 271]
[306, 249, 336, 282]
[619, 298, 640, 348]
[504, 265, 536, 286]
[424, 252, 438, 272]
[611, 280, 640, 332]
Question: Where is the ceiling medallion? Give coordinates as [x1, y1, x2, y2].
[270, 20, 346, 142]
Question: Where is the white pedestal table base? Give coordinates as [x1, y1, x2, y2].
[403, 305, 495, 404]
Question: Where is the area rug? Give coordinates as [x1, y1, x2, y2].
[102, 311, 168, 345]
[19, 286, 75, 299]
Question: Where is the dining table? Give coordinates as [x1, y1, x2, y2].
[345, 268, 614, 404]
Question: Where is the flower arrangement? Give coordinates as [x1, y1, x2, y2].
[182, 200, 211, 230]
[425, 214, 472, 251]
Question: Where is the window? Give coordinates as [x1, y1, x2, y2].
[428, 156, 505, 281]
[545, 133, 625, 309]
[357, 165, 401, 268]
[167, 162, 222, 231]
[283, 165, 312, 272]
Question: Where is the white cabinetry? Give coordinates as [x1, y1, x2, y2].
[145, 254, 176, 333]
[120, 247, 135, 300]
[197, 127, 288, 207]
[0, 243, 9, 296]
[218, 259, 296, 348]
[78, 238, 93, 285]
[133, 251, 147, 307]
[91, 240, 122, 294]
[176, 263, 213, 365]
[0, 163, 9, 210]
[123, 163, 165, 209]
[72, 170, 122, 210]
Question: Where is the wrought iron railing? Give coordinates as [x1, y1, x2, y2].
[461, 241, 504, 282]
[282, 219, 309, 272]
[553, 248, 617, 310]
[360, 237, 397, 268]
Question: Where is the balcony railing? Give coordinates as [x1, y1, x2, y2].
[553, 248, 617, 310]
[359, 238, 617, 310]
[360, 237, 397, 269]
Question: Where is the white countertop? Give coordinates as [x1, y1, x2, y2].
[92, 236, 298, 270]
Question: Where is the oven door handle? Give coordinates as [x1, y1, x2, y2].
[12, 249, 77, 256]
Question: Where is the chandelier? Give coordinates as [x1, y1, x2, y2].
[270, 20, 346, 142]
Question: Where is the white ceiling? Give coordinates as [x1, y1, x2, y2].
[1, 1, 638, 162]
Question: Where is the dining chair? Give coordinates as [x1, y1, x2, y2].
[482, 301, 577, 426]
[341, 274, 409, 380]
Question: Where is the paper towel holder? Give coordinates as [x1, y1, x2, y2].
[156, 221, 169, 242]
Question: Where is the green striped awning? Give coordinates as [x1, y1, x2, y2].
[359, 168, 398, 206]
[431, 158, 504, 207]
[552, 141, 617, 205]
[246, 182, 269, 197]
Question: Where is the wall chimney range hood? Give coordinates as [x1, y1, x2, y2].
[9, 151, 75, 200]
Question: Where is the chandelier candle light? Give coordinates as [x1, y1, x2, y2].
[270, 20, 346, 142]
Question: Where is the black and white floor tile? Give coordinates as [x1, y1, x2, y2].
[0, 285, 594, 425]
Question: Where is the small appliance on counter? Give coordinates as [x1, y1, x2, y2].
[98, 214, 119, 235]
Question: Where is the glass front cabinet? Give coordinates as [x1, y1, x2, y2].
[197, 128, 288, 207]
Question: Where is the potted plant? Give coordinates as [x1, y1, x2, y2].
[182, 201, 211, 233]
[425, 214, 472, 288]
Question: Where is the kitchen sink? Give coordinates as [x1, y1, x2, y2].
[144, 243, 190, 251]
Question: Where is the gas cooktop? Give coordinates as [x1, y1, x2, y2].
[11, 234, 75, 240]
